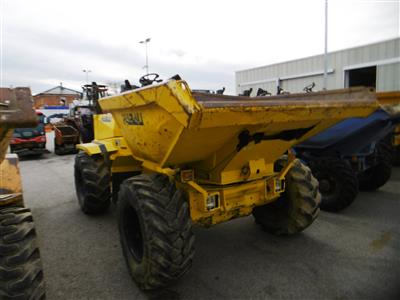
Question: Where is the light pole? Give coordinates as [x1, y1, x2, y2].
[139, 38, 151, 74]
[82, 69, 92, 84]
[323, 0, 328, 90]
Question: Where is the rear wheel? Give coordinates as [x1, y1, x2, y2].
[74, 153, 111, 214]
[0, 206, 45, 300]
[309, 158, 358, 212]
[118, 174, 195, 290]
[359, 140, 392, 191]
[253, 159, 321, 235]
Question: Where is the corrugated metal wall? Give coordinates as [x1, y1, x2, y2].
[236, 38, 400, 95]
[378, 62, 400, 91]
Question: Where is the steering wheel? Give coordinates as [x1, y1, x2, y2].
[139, 73, 162, 86]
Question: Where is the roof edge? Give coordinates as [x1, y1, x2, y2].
[236, 36, 400, 74]
[35, 85, 81, 96]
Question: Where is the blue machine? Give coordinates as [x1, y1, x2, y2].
[295, 109, 399, 212]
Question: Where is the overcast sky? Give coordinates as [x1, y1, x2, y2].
[1, 0, 399, 95]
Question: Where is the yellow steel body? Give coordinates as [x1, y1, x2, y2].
[0, 128, 24, 207]
[0, 128, 13, 163]
[0, 88, 36, 208]
[0, 153, 23, 207]
[77, 80, 379, 226]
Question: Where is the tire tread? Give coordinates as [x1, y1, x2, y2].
[359, 140, 392, 191]
[74, 153, 111, 214]
[253, 159, 321, 235]
[119, 174, 195, 290]
[0, 207, 45, 300]
[310, 157, 358, 212]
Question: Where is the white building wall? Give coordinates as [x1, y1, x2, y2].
[377, 62, 400, 91]
[236, 38, 400, 95]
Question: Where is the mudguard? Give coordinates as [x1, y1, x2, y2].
[76, 140, 118, 156]
[296, 109, 400, 156]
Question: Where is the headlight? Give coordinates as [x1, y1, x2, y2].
[275, 179, 285, 192]
[206, 193, 220, 210]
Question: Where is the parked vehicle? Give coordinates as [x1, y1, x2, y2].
[10, 111, 48, 156]
[0, 87, 45, 299]
[53, 123, 80, 155]
[73, 74, 379, 291]
[295, 91, 400, 212]
[62, 83, 108, 143]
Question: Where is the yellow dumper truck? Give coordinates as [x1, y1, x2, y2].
[75, 77, 378, 290]
[0, 88, 45, 299]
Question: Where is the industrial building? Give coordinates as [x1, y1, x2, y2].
[33, 83, 81, 109]
[235, 37, 400, 96]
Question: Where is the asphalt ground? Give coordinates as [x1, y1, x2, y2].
[18, 132, 400, 299]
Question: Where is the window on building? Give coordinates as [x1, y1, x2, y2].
[345, 66, 377, 88]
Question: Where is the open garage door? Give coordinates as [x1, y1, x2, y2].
[345, 66, 377, 88]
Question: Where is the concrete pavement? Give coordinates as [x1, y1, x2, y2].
[19, 139, 400, 299]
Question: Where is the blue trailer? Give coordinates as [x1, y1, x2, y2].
[295, 109, 400, 212]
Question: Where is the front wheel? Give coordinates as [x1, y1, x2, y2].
[74, 153, 111, 214]
[118, 174, 195, 290]
[253, 159, 321, 235]
[309, 158, 358, 212]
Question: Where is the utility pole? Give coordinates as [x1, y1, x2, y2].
[323, 0, 328, 90]
[83, 69, 92, 84]
[139, 38, 151, 74]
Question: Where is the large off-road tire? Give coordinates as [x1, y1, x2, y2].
[359, 140, 392, 191]
[0, 207, 45, 299]
[253, 159, 321, 235]
[74, 153, 111, 214]
[309, 157, 358, 212]
[118, 174, 195, 290]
